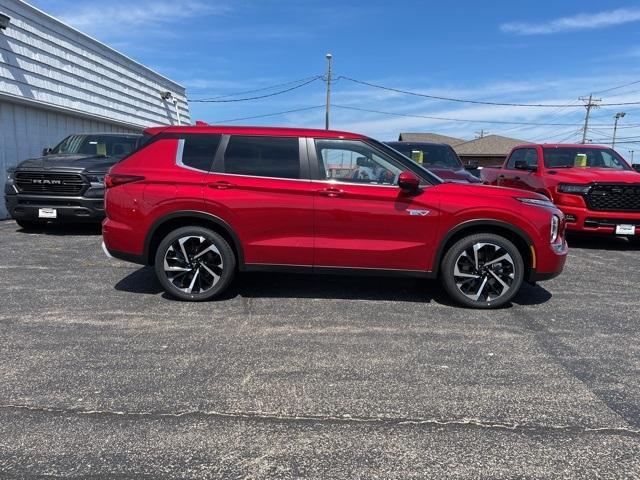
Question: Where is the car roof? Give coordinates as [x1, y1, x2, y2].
[69, 133, 141, 136]
[386, 141, 449, 147]
[145, 125, 367, 139]
[516, 143, 611, 149]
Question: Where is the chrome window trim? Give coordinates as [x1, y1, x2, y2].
[206, 171, 313, 183]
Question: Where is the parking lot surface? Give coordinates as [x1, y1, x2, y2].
[0, 219, 639, 479]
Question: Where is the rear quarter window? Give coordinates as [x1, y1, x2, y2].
[179, 135, 222, 172]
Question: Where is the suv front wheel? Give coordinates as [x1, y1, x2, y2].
[441, 233, 524, 309]
[154, 226, 236, 301]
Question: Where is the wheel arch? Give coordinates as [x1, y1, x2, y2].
[144, 211, 244, 267]
[432, 219, 534, 278]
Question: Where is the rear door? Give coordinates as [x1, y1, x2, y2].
[203, 135, 314, 267]
[310, 138, 439, 272]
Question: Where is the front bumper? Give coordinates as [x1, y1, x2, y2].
[529, 239, 568, 283]
[5, 193, 105, 222]
[559, 204, 640, 235]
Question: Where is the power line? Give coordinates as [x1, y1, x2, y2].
[331, 104, 635, 127]
[189, 76, 322, 103]
[337, 76, 640, 107]
[592, 79, 640, 95]
[212, 105, 324, 123]
[188, 75, 323, 100]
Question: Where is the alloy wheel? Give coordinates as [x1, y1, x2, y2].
[453, 242, 515, 302]
[163, 235, 223, 294]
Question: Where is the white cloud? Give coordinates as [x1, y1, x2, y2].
[59, 0, 227, 31]
[501, 7, 640, 35]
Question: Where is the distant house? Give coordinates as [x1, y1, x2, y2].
[398, 132, 466, 146]
[453, 135, 528, 167]
[397, 132, 528, 167]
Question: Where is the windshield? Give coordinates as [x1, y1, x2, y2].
[543, 147, 630, 170]
[51, 134, 140, 158]
[387, 143, 461, 169]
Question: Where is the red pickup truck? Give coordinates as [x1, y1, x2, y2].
[482, 144, 640, 238]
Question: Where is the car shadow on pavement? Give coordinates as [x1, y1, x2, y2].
[115, 267, 552, 307]
[567, 233, 640, 251]
[16, 223, 102, 236]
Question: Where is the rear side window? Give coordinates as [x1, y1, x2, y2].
[223, 136, 300, 179]
[179, 135, 221, 172]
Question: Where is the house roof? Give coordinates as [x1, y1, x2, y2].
[453, 134, 528, 156]
[398, 132, 466, 146]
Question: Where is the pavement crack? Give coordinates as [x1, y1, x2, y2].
[2, 404, 640, 438]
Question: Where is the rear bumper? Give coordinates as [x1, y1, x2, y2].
[559, 205, 640, 235]
[102, 218, 146, 264]
[5, 193, 105, 222]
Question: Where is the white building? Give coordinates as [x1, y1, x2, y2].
[0, 0, 190, 218]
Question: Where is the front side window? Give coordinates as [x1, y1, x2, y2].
[315, 139, 403, 185]
[179, 135, 221, 172]
[543, 147, 630, 170]
[506, 149, 527, 169]
[224, 136, 300, 179]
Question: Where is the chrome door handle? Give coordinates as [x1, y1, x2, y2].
[208, 181, 234, 190]
[318, 187, 344, 198]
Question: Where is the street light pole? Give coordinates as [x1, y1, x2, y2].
[325, 53, 333, 130]
[612, 112, 626, 149]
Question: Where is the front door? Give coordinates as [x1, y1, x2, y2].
[311, 138, 439, 272]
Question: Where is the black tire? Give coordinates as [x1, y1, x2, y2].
[441, 233, 525, 309]
[154, 226, 236, 301]
[16, 220, 44, 231]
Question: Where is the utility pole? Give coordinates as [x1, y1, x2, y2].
[325, 53, 333, 130]
[579, 94, 601, 144]
[475, 129, 488, 139]
[631, 150, 635, 163]
[612, 112, 626, 149]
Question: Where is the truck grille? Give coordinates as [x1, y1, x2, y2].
[15, 172, 87, 195]
[585, 184, 640, 212]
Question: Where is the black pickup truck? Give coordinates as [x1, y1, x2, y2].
[5, 133, 141, 228]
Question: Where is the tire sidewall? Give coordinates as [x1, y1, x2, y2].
[154, 226, 236, 301]
[441, 233, 524, 309]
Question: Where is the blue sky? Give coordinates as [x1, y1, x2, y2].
[29, 0, 640, 157]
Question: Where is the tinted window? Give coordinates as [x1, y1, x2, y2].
[506, 149, 527, 169]
[224, 136, 300, 179]
[180, 135, 221, 172]
[316, 139, 404, 185]
[387, 143, 461, 169]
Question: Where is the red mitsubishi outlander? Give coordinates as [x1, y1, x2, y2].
[103, 126, 567, 308]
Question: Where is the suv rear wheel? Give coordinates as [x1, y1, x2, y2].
[441, 233, 524, 309]
[154, 226, 236, 301]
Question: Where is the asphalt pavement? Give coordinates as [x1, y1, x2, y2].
[0, 220, 639, 479]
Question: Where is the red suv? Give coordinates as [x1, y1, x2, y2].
[103, 126, 568, 308]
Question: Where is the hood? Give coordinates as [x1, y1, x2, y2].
[436, 182, 549, 201]
[15, 154, 119, 173]
[547, 167, 640, 184]
[427, 166, 482, 183]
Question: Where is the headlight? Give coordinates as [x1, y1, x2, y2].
[550, 215, 559, 243]
[7, 168, 15, 181]
[516, 197, 555, 208]
[87, 174, 105, 184]
[558, 184, 590, 194]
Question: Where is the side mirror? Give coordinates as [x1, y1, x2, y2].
[514, 160, 537, 172]
[42, 147, 52, 156]
[464, 160, 479, 170]
[633, 164, 640, 173]
[398, 171, 420, 192]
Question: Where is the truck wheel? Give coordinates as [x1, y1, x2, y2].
[154, 226, 236, 302]
[16, 220, 43, 231]
[441, 233, 524, 309]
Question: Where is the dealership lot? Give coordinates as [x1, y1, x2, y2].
[0, 220, 639, 478]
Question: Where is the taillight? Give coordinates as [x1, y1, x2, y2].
[105, 174, 145, 188]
